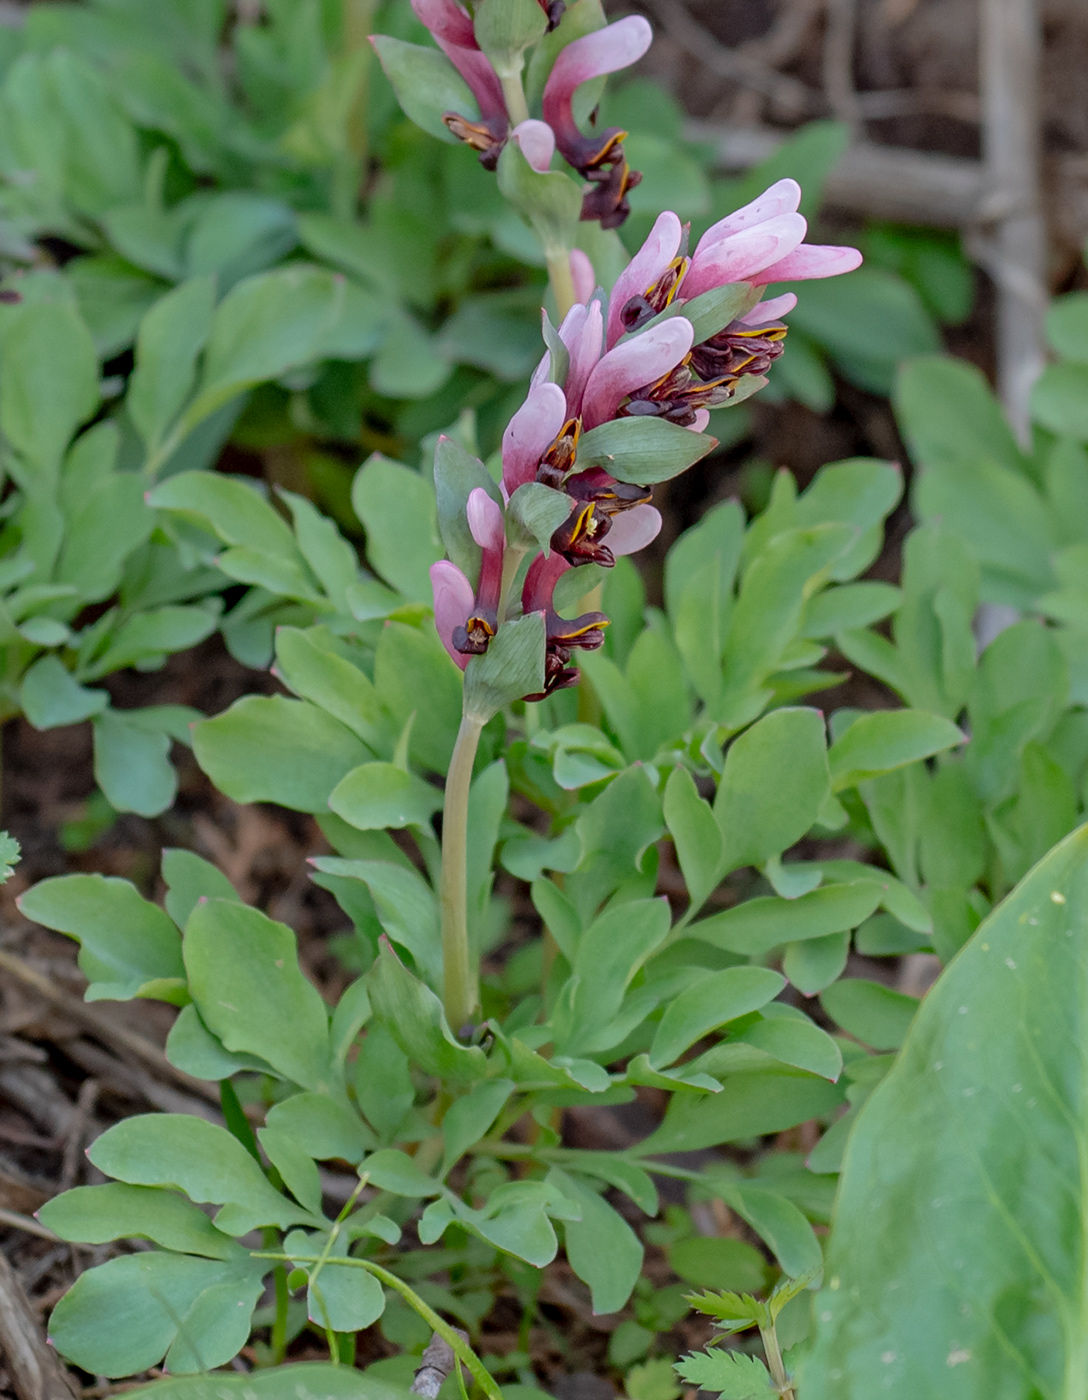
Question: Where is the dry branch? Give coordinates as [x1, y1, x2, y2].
[0, 1252, 79, 1400]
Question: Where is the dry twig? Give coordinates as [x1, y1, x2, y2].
[0, 1251, 79, 1400]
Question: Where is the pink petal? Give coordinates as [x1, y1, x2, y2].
[522, 549, 570, 612]
[431, 561, 474, 668]
[683, 213, 808, 298]
[410, 0, 476, 47]
[688, 409, 711, 433]
[570, 249, 596, 305]
[606, 211, 684, 349]
[561, 298, 604, 420]
[436, 38, 505, 120]
[693, 178, 802, 257]
[739, 292, 797, 325]
[512, 119, 555, 173]
[502, 382, 568, 494]
[542, 15, 653, 114]
[466, 487, 505, 553]
[582, 317, 695, 429]
[606, 504, 662, 556]
[751, 243, 863, 285]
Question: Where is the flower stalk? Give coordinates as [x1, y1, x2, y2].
[441, 711, 485, 1032]
[545, 248, 578, 321]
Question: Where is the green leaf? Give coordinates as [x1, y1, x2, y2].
[1031, 361, 1088, 440]
[148, 471, 298, 558]
[48, 1252, 264, 1379]
[675, 1350, 774, 1399]
[715, 707, 830, 872]
[374, 621, 463, 773]
[664, 766, 724, 910]
[92, 709, 177, 818]
[351, 454, 442, 602]
[496, 138, 582, 255]
[88, 1114, 311, 1235]
[193, 696, 370, 813]
[553, 1170, 644, 1315]
[688, 881, 883, 958]
[738, 1013, 843, 1080]
[161, 848, 239, 931]
[182, 265, 344, 433]
[129, 276, 216, 452]
[20, 655, 108, 729]
[39, 1183, 243, 1260]
[88, 1364, 402, 1400]
[0, 301, 98, 475]
[464, 612, 547, 721]
[274, 627, 386, 751]
[433, 435, 502, 582]
[19, 874, 183, 1002]
[329, 762, 441, 831]
[313, 856, 440, 986]
[361, 1147, 442, 1197]
[802, 824, 1088, 1398]
[668, 1237, 768, 1293]
[0, 832, 19, 884]
[165, 1005, 267, 1082]
[1045, 290, 1088, 363]
[649, 967, 785, 1069]
[723, 1184, 824, 1280]
[441, 1079, 515, 1175]
[507, 482, 573, 556]
[86, 605, 219, 677]
[639, 1068, 845, 1155]
[184, 899, 332, 1091]
[828, 709, 964, 791]
[307, 1262, 385, 1334]
[577, 416, 718, 485]
[367, 939, 487, 1082]
[371, 36, 479, 143]
[819, 978, 917, 1050]
[781, 931, 850, 996]
[265, 1093, 373, 1164]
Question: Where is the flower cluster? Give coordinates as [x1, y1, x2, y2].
[431, 181, 862, 698]
[406, 0, 652, 228]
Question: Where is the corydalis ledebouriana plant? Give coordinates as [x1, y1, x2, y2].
[380, 1, 652, 228]
[432, 177, 862, 699]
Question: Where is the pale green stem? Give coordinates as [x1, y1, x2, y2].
[760, 1319, 794, 1399]
[499, 542, 529, 623]
[441, 712, 485, 1031]
[499, 68, 531, 127]
[545, 248, 577, 322]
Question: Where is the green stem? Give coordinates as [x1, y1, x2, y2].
[253, 1253, 505, 1400]
[271, 1265, 289, 1365]
[441, 713, 485, 1031]
[499, 542, 529, 623]
[499, 68, 530, 127]
[545, 248, 577, 323]
[760, 1319, 794, 1399]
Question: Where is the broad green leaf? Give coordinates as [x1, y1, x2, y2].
[265, 1094, 373, 1164]
[307, 1263, 385, 1334]
[738, 1013, 843, 1080]
[184, 899, 332, 1091]
[552, 1169, 644, 1315]
[148, 470, 297, 557]
[193, 696, 370, 813]
[441, 1079, 515, 1176]
[557, 898, 672, 1055]
[258, 1128, 323, 1215]
[715, 707, 830, 871]
[464, 612, 547, 722]
[828, 709, 964, 791]
[507, 482, 573, 556]
[281, 492, 360, 610]
[88, 1115, 311, 1235]
[161, 848, 239, 931]
[360, 1148, 442, 1197]
[639, 1068, 845, 1154]
[20, 655, 107, 729]
[819, 978, 917, 1050]
[1045, 291, 1088, 363]
[0, 301, 98, 475]
[351, 454, 442, 602]
[312, 857, 440, 987]
[183, 265, 344, 431]
[577, 416, 718, 485]
[19, 873, 183, 1002]
[366, 939, 487, 1082]
[688, 881, 883, 958]
[107, 1364, 405, 1400]
[664, 766, 724, 910]
[781, 931, 850, 995]
[723, 1182, 824, 1279]
[48, 1252, 263, 1379]
[668, 1236, 768, 1293]
[433, 434, 503, 581]
[1031, 361, 1088, 440]
[802, 824, 1088, 1399]
[329, 762, 441, 831]
[39, 1183, 242, 1261]
[274, 626, 386, 751]
[165, 1004, 267, 1082]
[649, 967, 785, 1069]
[128, 276, 216, 452]
[371, 36, 478, 143]
[374, 621, 462, 773]
[85, 605, 218, 678]
[93, 709, 177, 818]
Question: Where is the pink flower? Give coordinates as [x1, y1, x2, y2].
[429, 487, 507, 666]
[570, 248, 596, 304]
[521, 551, 609, 698]
[511, 119, 555, 173]
[502, 382, 569, 497]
